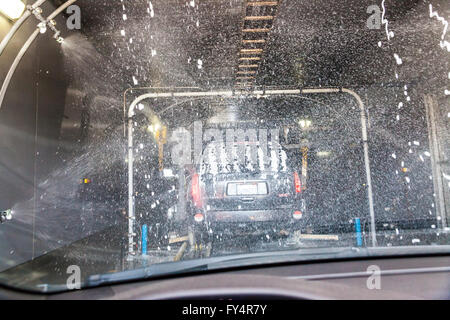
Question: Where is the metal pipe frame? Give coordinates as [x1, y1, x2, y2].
[424, 95, 447, 228]
[0, 0, 47, 56]
[126, 88, 378, 260]
[0, 0, 78, 111]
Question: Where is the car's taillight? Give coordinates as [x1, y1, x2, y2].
[191, 173, 202, 207]
[293, 211, 303, 220]
[294, 171, 302, 193]
[194, 213, 204, 223]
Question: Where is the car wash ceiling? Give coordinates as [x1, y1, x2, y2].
[50, 0, 449, 91]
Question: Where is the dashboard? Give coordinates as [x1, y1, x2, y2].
[1, 254, 448, 300]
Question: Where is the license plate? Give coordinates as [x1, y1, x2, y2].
[237, 183, 258, 195]
[227, 182, 268, 196]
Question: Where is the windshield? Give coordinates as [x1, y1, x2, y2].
[0, 0, 449, 293]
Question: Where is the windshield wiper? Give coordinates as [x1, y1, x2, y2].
[86, 247, 359, 287]
[87, 259, 211, 287]
[86, 245, 450, 289]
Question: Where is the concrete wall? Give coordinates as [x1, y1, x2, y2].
[0, 3, 70, 271]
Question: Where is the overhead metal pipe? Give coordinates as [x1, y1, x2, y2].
[0, 0, 78, 111]
[126, 88, 378, 260]
[0, 29, 39, 111]
[0, 0, 47, 56]
[47, 0, 77, 20]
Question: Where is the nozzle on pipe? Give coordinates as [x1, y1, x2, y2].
[31, 6, 64, 44]
[0, 209, 12, 224]
[37, 21, 47, 33]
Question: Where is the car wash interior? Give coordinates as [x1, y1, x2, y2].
[0, 0, 449, 290]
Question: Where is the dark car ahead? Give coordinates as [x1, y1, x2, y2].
[187, 139, 306, 242]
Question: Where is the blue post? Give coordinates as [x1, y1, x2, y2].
[354, 218, 362, 247]
[142, 224, 148, 256]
